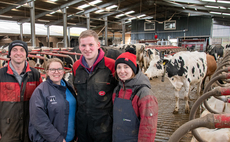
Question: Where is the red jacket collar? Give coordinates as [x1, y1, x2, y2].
[7, 61, 31, 75]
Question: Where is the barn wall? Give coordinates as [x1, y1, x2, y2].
[211, 19, 230, 46]
[131, 16, 212, 41]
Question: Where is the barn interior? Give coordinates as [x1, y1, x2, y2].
[0, 1, 230, 142]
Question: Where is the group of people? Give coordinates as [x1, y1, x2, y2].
[0, 29, 158, 142]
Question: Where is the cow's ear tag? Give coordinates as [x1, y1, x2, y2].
[163, 61, 166, 65]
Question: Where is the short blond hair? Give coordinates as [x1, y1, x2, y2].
[78, 29, 99, 44]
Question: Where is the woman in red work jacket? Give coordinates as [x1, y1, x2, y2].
[112, 51, 158, 142]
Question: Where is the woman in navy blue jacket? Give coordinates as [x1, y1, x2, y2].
[29, 58, 77, 142]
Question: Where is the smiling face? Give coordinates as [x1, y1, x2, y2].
[116, 63, 134, 82]
[46, 61, 64, 85]
[79, 36, 100, 62]
[10, 46, 27, 65]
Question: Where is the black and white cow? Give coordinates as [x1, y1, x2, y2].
[145, 51, 216, 114]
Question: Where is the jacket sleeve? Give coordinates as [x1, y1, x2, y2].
[29, 87, 64, 142]
[137, 93, 158, 142]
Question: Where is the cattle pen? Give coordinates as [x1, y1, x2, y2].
[150, 76, 198, 142]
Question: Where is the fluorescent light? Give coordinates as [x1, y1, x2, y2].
[106, 5, 117, 10]
[115, 13, 125, 18]
[50, 11, 56, 14]
[125, 21, 131, 24]
[125, 11, 135, 15]
[142, 16, 153, 19]
[89, 0, 102, 5]
[222, 13, 230, 15]
[67, 14, 73, 17]
[220, 6, 226, 9]
[201, 0, 215, 2]
[95, 9, 104, 13]
[210, 11, 222, 14]
[218, 0, 230, 4]
[128, 17, 136, 20]
[49, 0, 58, 1]
[137, 14, 146, 18]
[205, 5, 219, 9]
[16, 5, 22, 9]
[182, 7, 185, 9]
[78, 4, 90, 9]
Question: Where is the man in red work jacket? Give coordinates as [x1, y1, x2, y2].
[72, 30, 117, 142]
[0, 40, 42, 142]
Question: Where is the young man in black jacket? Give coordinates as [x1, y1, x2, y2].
[72, 30, 117, 142]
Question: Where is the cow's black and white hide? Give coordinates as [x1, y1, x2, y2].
[145, 51, 208, 114]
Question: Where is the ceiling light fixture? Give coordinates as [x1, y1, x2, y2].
[137, 14, 146, 18]
[222, 13, 230, 15]
[90, 0, 102, 5]
[201, 0, 215, 2]
[217, 0, 230, 4]
[95, 9, 104, 13]
[78, 4, 90, 9]
[50, 11, 56, 14]
[115, 13, 125, 18]
[128, 17, 136, 21]
[77, 0, 102, 9]
[220, 6, 226, 9]
[125, 11, 135, 15]
[205, 5, 219, 9]
[142, 16, 153, 19]
[210, 11, 222, 14]
[106, 5, 117, 10]
[16, 5, 22, 9]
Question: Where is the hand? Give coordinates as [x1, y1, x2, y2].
[63, 139, 66, 142]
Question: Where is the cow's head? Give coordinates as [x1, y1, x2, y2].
[144, 54, 165, 79]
